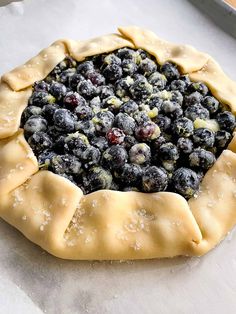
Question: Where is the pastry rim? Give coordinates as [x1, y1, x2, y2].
[1, 26, 236, 260]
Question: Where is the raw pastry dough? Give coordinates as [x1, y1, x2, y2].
[1, 26, 236, 260]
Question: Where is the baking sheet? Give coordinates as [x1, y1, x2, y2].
[1, 0, 236, 313]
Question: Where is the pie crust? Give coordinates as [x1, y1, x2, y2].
[1, 26, 236, 260]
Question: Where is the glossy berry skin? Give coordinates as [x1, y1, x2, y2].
[185, 91, 203, 106]
[33, 81, 49, 92]
[171, 167, 200, 199]
[188, 82, 208, 96]
[63, 91, 86, 108]
[41, 104, 60, 122]
[102, 145, 128, 170]
[75, 120, 96, 138]
[160, 62, 180, 81]
[202, 96, 219, 114]
[192, 128, 215, 148]
[142, 166, 168, 192]
[49, 82, 67, 100]
[82, 166, 112, 193]
[184, 103, 210, 121]
[93, 111, 114, 134]
[216, 111, 236, 132]
[135, 121, 160, 141]
[159, 143, 179, 162]
[215, 130, 232, 148]
[69, 73, 85, 90]
[177, 137, 193, 154]
[24, 116, 48, 135]
[29, 91, 55, 107]
[51, 154, 81, 175]
[129, 143, 151, 165]
[117, 163, 143, 186]
[106, 128, 125, 145]
[81, 146, 101, 169]
[189, 148, 216, 170]
[115, 112, 136, 135]
[172, 117, 194, 138]
[53, 109, 75, 132]
[28, 132, 53, 155]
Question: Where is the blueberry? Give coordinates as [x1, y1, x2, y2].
[185, 91, 203, 106]
[192, 128, 215, 148]
[114, 112, 136, 135]
[117, 48, 136, 60]
[180, 75, 191, 85]
[49, 82, 67, 100]
[122, 59, 138, 76]
[122, 135, 138, 150]
[129, 143, 151, 165]
[87, 71, 105, 86]
[81, 146, 101, 169]
[77, 61, 94, 76]
[21, 106, 42, 125]
[170, 90, 183, 105]
[82, 166, 112, 193]
[98, 85, 115, 99]
[59, 56, 77, 69]
[117, 163, 143, 186]
[90, 96, 102, 113]
[139, 58, 157, 76]
[103, 96, 123, 111]
[33, 81, 49, 92]
[130, 76, 153, 100]
[28, 131, 52, 154]
[41, 104, 60, 122]
[216, 111, 235, 132]
[75, 120, 95, 138]
[171, 167, 200, 198]
[103, 63, 123, 82]
[135, 49, 150, 61]
[184, 103, 210, 121]
[69, 73, 85, 90]
[93, 110, 114, 134]
[215, 130, 232, 148]
[24, 116, 47, 134]
[159, 142, 179, 162]
[202, 96, 219, 114]
[64, 132, 89, 157]
[64, 91, 86, 108]
[59, 68, 76, 85]
[151, 135, 166, 151]
[135, 121, 160, 141]
[115, 76, 134, 98]
[103, 53, 122, 65]
[120, 100, 139, 115]
[77, 80, 97, 99]
[142, 166, 168, 192]
[29, 91, 55, 107]
[148, 72, 167, 90]
[53, 109, 75, 132]
[51, 154, 81, 175]
[102, 146, 128, 169]
[54, 135, 66, 153]
[90, 136, 109, 152]
[146, 94, 163, 110]
[162, 100, 183, 119]
[177, 137, 193, 154]
[133, 111, 150, 125]
[107, 127, 125, 145]
[189, 148, 216, 170]
[160, 62, 180, 81]
[170, 79, 187, 93]
[74, 105, 93, 120]
[172, 117, 194, 137]
[38, 150, 56, 167]
[188, 82, 208, 96]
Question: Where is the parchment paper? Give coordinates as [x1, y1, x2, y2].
[1, 0, 236, 313]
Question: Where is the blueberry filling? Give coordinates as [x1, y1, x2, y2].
[21, 48, 235, 198]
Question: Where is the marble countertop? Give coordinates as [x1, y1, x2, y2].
[1, 0, 236, 313]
